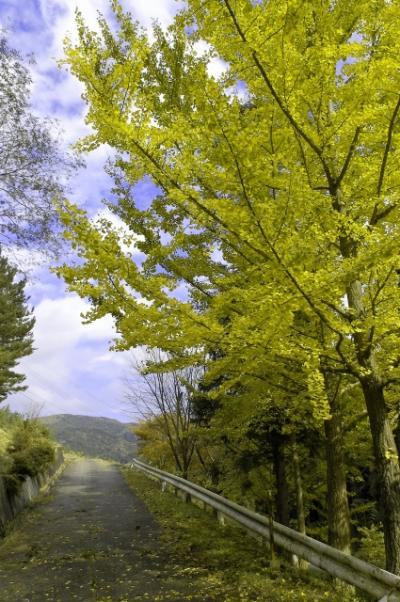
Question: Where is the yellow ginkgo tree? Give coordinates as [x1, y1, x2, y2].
[58, 0, 400, 572]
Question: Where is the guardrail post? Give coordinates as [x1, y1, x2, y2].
[194, 499, 206, 510]
[176, 490, 190, 503]
[217, 511, 226, 526]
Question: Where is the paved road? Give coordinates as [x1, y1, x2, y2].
[0, 459, 211, 601]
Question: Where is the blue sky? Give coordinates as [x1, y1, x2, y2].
[0, 0, 184, 422]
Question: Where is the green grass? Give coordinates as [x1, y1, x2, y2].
[122, 467, 361, 602]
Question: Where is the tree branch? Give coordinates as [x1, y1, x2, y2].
[336, 126, 362, 187]
[377, 95, 400, 196]
[222, 0, 333, 184]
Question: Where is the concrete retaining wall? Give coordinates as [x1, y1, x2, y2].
[0, 446, 64, 535]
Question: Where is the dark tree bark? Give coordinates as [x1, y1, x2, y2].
[271, 434, 290, 527]
[324, 409, 352, 553]
[322, 373, 352, 553]
[362, 378, 400, 574]
[343, 276, 400, 572]
[291, 435, 306, 535]
[291, 434, 308, 569]
[339, 219, 400, 571]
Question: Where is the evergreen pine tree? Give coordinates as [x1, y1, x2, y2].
[0, 252, 34, 401]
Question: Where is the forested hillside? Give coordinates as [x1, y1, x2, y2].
[41, 414, 137, 463]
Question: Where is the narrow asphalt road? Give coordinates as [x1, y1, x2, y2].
[0, 459, 211, 602]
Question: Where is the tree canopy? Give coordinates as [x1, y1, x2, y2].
[58, 0, 400, 573]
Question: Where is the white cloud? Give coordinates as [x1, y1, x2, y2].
[34, 295, 114, 345]
[3, 246, 49, 273]
[125, 0, 183, 28]
[193, 40, 228, 80]
[7, 293, 132, 419]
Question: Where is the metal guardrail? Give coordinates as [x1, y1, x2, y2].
[130, 458, 400, 601]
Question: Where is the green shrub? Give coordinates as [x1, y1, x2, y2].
[2, 473, 22, 496]
[0, 449, 13, 476]
[356, 525, 385, 568]
[10, 439, 55, 478]
[3, 418, 56, 493]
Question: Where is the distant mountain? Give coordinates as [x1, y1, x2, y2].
[41, 414, 137, 463]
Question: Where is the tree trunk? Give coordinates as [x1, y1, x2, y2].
[181, 446, 189, 480]
[361, 378, 400, 574]
[291, 435, 308, 569]
[291, 435, 306, 535]
[394, 418, 400, 465]
[341, 263, 400, 571]
[324, 408, 351, 554]
[272, 435, 290, 526]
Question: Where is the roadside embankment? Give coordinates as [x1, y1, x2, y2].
[0, 446, 64, 535]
